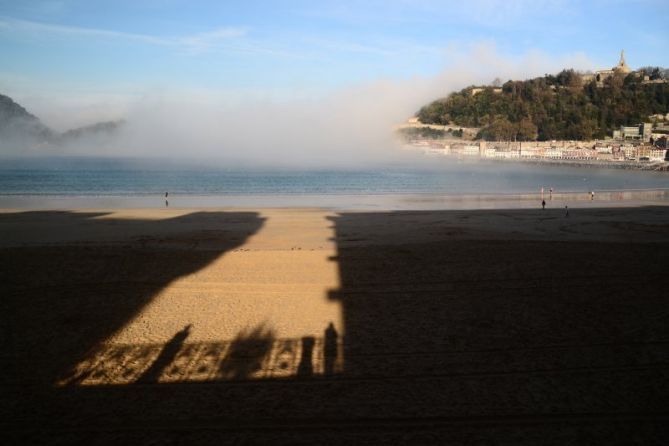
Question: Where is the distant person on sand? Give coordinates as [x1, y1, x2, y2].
[165, 192, 169, 207]
[549, 188, 553, 200]
[591, 191, 595, 200]
[542, 199, 546, 210]
[565, 206, 569, 217]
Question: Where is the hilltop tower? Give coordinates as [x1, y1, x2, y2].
[615, 49, 632, 74]
[581, 50, 636, 86]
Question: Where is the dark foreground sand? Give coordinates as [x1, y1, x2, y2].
[1, 205, 668, 444]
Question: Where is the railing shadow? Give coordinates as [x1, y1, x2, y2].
[57, 322, 343, 386]
[3, 207, 669, 444]
[2, 210, 265, 387]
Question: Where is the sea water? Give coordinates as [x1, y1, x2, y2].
[0, 157, 667, 208]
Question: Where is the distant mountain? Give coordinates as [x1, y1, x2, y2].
[0, 94, 54, 147]
[58, 120, 125, 142]
[0, 93, 123, 152]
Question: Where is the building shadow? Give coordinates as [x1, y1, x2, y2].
[324, 209, 669, 442]
[1, 210, 264, 391]
[3, 207, 669, 444]
[137, 324, 192, 384]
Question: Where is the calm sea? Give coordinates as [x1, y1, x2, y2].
[0, 157, 667, 208]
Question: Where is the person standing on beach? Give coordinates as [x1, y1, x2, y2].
[549, 188, 553, 200]
[542, 199, 546, 210]
[565, 206, 569, 217]
[591, 191, 595, 200]
[165, 192, 169, 208]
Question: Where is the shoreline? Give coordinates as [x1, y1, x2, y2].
[1, 188, 668, 210]
[486, 157, 669, 171]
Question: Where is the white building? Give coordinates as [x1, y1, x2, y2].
[461, 145, 480, 157]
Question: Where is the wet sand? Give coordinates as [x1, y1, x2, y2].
[2, 203, 669, 444]
[1, 188, 668, 210]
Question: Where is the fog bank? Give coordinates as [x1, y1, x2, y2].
[4, 45, 592, 167]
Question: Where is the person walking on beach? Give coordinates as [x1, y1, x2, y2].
[591, 191, 595, 200]
[565, 206, 569, 217]
[542, 199, 546, 210]
[549, 188, 553, 200]
[165, 192, 169, 208]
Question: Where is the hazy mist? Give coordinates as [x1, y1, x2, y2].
[2, 45, 592, 168]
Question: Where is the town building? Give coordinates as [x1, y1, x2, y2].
[612, 123, 653, 142]
[470, 87, 502, 96]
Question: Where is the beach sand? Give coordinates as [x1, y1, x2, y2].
[2, 203, 669, 444]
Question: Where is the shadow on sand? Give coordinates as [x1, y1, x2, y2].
[2, 210, 265, 389]
[2, 208, 669, 444]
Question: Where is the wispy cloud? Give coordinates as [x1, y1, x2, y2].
[0, 16, 370, 59]
[0, 16, 247, 54]
[172, 27, 251, 54]
[0, 15, 441, 61]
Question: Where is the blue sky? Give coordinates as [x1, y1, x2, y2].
[1, 0, 668, 99]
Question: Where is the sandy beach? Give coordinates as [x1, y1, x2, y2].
[2, 201, 669, 444]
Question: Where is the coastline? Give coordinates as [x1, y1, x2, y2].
[1, 188, 668, 210]
[485, 157, 669, 171]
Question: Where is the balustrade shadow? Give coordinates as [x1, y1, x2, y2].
[3, 207, 669, 444]
[1, 211, 264, 431]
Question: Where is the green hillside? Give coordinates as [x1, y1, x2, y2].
[416, 69, 669, 141]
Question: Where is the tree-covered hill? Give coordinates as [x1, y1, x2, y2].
[416, 69, 669, 141]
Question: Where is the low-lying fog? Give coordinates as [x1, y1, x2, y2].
[3, 45, 592, 168]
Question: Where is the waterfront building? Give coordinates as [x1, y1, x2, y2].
[621, 145, 638, 159]
[462, 145, 481, 157]
[613, 123, 653, 142]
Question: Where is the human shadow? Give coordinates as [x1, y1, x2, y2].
[297, 336, 315, 377]
[218, 324, 276, 380]
[137, 324, 192, 384]
[323, 322, 338, 376]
